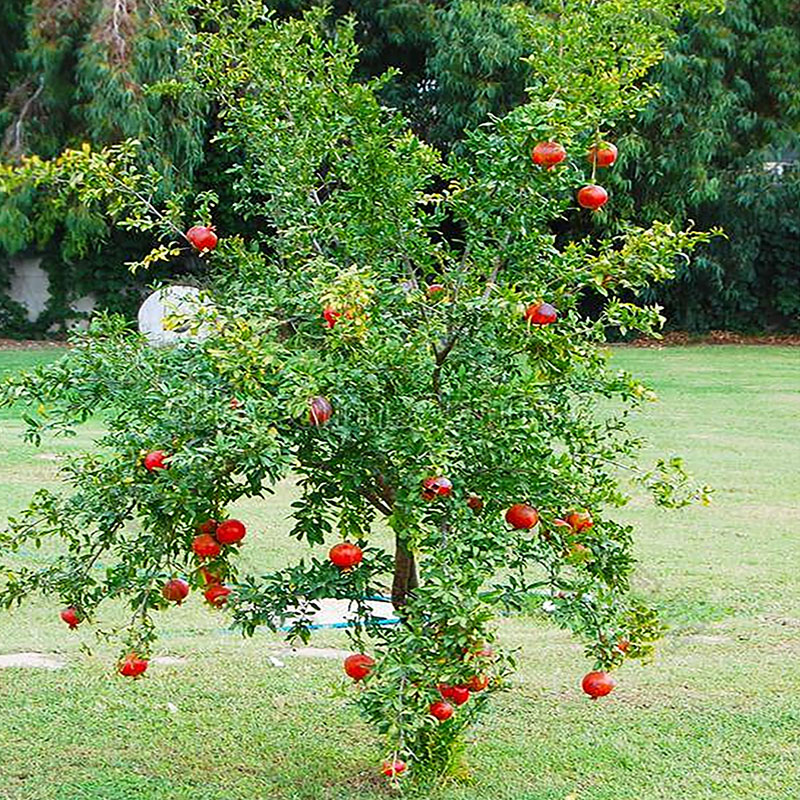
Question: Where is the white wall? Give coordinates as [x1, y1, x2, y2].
[5, 255, 96, 328]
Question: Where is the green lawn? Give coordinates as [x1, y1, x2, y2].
[1, 345, 798, 800]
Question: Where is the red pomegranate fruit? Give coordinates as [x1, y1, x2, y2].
[505, 503, 539, 530]
[524, 302, 558, 325]
[192, 533, 221, 560]
[344, 653, 375, 681]
[430, 700, 454, 721]
[200, 567, 221, 586]
[421, 476, 453, 500]
[468, 673, 489, 692]
[196, 519, 218, 536]
[204, 584, 231, 607]
[382, 759, 407, 778]
[566, 510, 593, 532]
[323, 307, 341, 329]
[329, 542, 363, 569]
[162, 578, 190, 604]
[451, 686, 471, 705]
[582, 670, 617, 699]
[532, 141, 567, 169]
[216, 519, 246, 545]
[588, 142, 618, 168]
[577, 184, 609, 211]
[186, 225, 218, 252]
[466, 494, 484, 511]
[308, 395, 333, 426]
[143, 450, 168, 471]
[60, 607, 81, 630]
[119, 653, 149, 678]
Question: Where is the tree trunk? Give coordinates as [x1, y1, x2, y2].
[391, 532, 418, 610]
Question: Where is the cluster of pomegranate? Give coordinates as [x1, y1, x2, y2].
[344, 645, 495, 779]
[191, 518, 245, 606]
[333, 475, 625, 777]
[532, 139, 618, 211]
[60, 516, 248, 676]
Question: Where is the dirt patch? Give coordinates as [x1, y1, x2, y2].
[679, 634, 733, 645]
[759, 615, 800, 628]
[628, 330, 800, 348]
[0, 652, 66, 669]
[151, 655, 188, 666]
[274, 646, 351, 660]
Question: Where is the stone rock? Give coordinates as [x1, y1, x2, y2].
[137, 285, 211, 346]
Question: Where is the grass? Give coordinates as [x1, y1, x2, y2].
[1, 345, 798, 800]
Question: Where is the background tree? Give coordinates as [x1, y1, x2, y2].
[3, 0, 798, 335]
[0, 0, 206, 333]
[612, 0, 800, 331]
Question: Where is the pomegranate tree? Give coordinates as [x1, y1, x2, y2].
[0, 0, 715, 787]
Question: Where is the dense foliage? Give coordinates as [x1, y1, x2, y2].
[0, 0, 205, 332]
[1, 0, 798, 333]
[614, 0, 800, 330]
[0, 0, 717, 784]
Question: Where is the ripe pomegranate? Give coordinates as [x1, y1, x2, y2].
[582, 670, 617, 699]
[429, 700, 454, 721]
[60, 607, 81, 630]
[468, 673, 489, 692]
[426, 284, 446, 298]
[192, 533, 221, 560]
[143, 450, 168, 471]
[323, 307, 341, 329]
[344, 653, 375, 681]
[204, 584, 231, 607]
[186, 225, 218, 252]
[119, 654, 148, 678]
[382, 759, 407, 778]
[577, 184, 609, 211]
[196, 519, 218, 536]
[524, 302, 558, 325]
[329, 542, 363, 569]
[588, 142, 618, 168]
[532, 141, 567, 169]
[451, 685, 470, 706]
[308, 395, 333, 426]
[566, 511, 593, 532]
[505, 503, 539, 530]
[438, 683, 455, 699]
[466, 493, 484, 511]
[421, 476, 453, 500]
[162, 578, 190, 604]
[617, 638, 630, 653]
[216, 519, 246, 545]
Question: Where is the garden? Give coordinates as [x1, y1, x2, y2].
[0, 0, 798, 798]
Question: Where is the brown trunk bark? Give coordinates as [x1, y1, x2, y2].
[391, 532, 418, 610]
